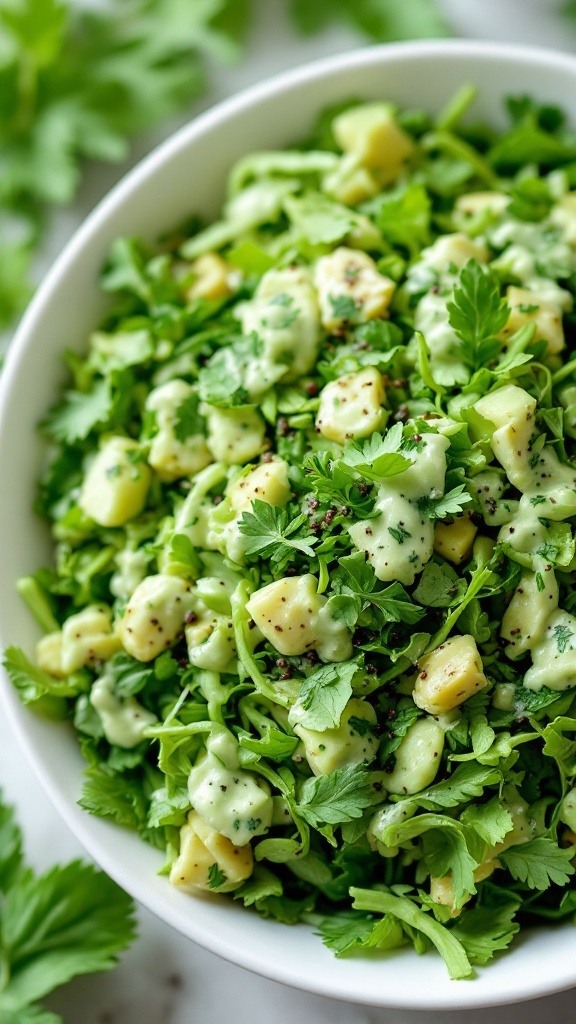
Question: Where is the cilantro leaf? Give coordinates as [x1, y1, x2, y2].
[542, 716, 576, 776]
[295, 660, 359, 731]
[2, 646, 81, 704]
[296, 764, 378, 826]
[238, 500, 318, 562]
[40, 370, 132, 443]
[412, 560, 467, 608]
[447, 259, 509, 374]
[416, 485, 473, 520]
[379, 704, 423, 760]
[79, 768, 149, 831]
[500, 837, 575, 890]
[0, 798, 24, 896]
[234, 865, 283, 907]
[173, 392, 205, 442]
[374, 182, 431, 257]
[208, 863, 226, 889]
[315, 912, 374, 956]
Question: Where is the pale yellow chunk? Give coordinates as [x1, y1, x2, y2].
[228, 460, 291, 512]
[500, 286, 565, 355]
[501, 569, 559, 658]
[430, 859, 499, 917]
[433, 516, 477, 565]
[118, 574, 195, 662]
[61, 605, 121, 675]
[36, 632, 66, 678]
[413, 634, 488, 715]
[332, 103, 414, 184]
[79, 436, 151, 527]
[316, 367, 386, 444]
[246, 573, 352, 663]
[289, 698, 377, 776]
[205, 405, 267, 465]
[186, 253, 232, 301]
[185, 608, 236, 672]
[550, 192, 576, 247]
[418, 233, 489, 274]
[169, 811, 253, 894]
[314, 247, 395, 333]
[323, 154, 379, 206]
[454, 191, 509, 218]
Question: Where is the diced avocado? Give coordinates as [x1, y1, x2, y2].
[79, 436, 151, 527]
[413, 634, 488, 715]
[315, 367, 387, 445]
[383, 717, 444, 795]
[89, 669, 157, 748]
[188, 748, 273, 846]
[501, 569, 559, 658]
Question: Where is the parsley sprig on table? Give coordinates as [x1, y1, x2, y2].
[0, 791, 136, 1023]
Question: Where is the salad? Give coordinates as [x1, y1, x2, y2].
[6, 85, 576, 980]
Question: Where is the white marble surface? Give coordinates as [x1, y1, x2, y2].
[4, 2, 576, 1020]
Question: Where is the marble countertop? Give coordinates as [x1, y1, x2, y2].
[3, 2, 576, 1020]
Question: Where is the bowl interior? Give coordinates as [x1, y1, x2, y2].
[2, 40, 576, 1009]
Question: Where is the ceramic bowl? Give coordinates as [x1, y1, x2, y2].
[2, 39, 576, 1009]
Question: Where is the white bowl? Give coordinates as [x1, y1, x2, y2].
[2, 39, 576, 1010]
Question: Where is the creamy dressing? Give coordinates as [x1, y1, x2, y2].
[90, 671, 157, 748]
[348, 432, 449, 585]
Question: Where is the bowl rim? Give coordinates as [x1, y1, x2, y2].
[4, 37, 576, 1010]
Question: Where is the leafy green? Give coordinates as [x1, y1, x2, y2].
[500, 838, 575, 890]
[0, 791, 135, 1019]
[451, 893, 520, 965]
[339, 424, 411, 481]
[296, 765, 379, 826]
[238, 500, 318, 563]
[416, 486, 473, 519]
[350, 888, 473, 980]
[447, 260, 509, 375]
[295, 660, 359, 731]
[290, 0, 449, 42]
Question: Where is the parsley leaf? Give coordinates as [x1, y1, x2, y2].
[315, 912, 374, 956]
[412, 560, 467, 607]
[40, 370, 132, 443]
[333, 551, 424, 625]
[238, 500, 318, 562]
[208, 863, 226, 889]
[460, 797, 513, 847]
[409, 762, 502, 810]
[340, 423, 410, 481]
[447, 259, 509, 374]
[296, 764, 378, 826]
[416, 485, 473, 519]
[295, 660, 359, 731]
[374, 182, 431, 257]
[500, 837, 575, 890]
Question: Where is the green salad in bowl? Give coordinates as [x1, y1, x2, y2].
[7, 81, 576, 982]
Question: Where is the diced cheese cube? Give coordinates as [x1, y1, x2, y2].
[454, 191, 509, 218]
[204, 405, 267, 465]
[332, 103, 414, 184]
[413, 634, 488, 715]
[246, 573, 352, 663]
[61, 604, 121, 674]
[323, 154, 380, 206]
[186, 253, 233, 301]
[169, 811, 253, 894]
[79, 436, 151, 527]
[314, 247, 395, 333]
[433, 516, 477, 565]
[418, 233, 489, 274]
[228, 460, 291, 512]
[499, 286, 565, 355]
[316, 367, 386, 444]
[289, 698, 378, 776]
[118, 574, 195, 662]
[36, 631, 65, 678]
